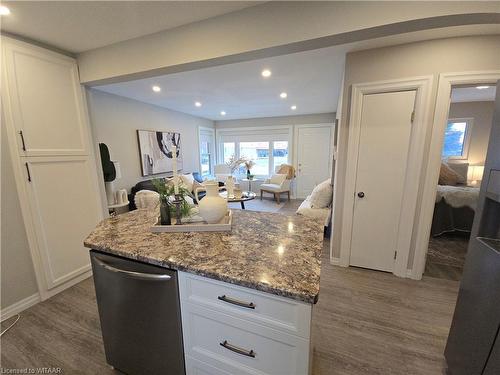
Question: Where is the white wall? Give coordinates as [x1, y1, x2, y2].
[1, 112, 38, 310]
[334, 35, 500, 269]
[86, 89, 214, 192]
[77, 2, 499, 84]
[448, 100, 495, 165]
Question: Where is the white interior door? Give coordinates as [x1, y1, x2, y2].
[350, 90, 416, 272]
[24, 157, 102, 289]
[296, 125, 332, 198]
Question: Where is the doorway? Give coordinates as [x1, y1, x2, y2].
[294, 124, 332, 199]
[424, 84, 496, 280]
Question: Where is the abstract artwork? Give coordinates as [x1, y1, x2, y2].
[137, 130, 182, 176]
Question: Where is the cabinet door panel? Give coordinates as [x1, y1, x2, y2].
[26, 157, 102, 288]
[3, 38, 88, 156]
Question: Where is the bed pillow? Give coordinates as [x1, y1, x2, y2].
[309, 179, 333, 208]
[439, 162, 465, 186]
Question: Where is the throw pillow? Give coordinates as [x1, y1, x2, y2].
[180, 173, 195, 192]
[439, 162, 464, 186]
[270, 174, 287, 186]
[309, 179, 333, 208]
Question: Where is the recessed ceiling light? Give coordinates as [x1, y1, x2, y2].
[220, 111, 226, 116]
[280, 92, 287, 99]
[261, 69, 271, 78]
[476, 85, 490, 90]
[0, 6, 10, 15]
[195, 101, 202, 107]
[152, 85, 161, 92]
[291, 105, 297, 110]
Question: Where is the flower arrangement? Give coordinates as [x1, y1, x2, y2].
[225, 155, 248, 174]
[244, 160, 255, 172]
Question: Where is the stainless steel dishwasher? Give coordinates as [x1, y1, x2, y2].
[90, 250, 185, 375]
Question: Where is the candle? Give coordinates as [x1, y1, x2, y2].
[172, 146, 179, 194]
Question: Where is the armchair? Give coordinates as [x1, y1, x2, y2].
[260, 174, 291, 204]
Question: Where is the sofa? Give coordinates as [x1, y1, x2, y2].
[128, 172, 223, 210]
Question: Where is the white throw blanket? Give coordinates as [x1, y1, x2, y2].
[435, 185, 480, 210]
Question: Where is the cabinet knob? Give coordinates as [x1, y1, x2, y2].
[357, 192, 365, 198]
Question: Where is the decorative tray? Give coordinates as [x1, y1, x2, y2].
[151, 210, 232, 233]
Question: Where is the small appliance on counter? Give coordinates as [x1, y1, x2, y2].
[90, 250, 185, 375]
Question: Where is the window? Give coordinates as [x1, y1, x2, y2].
[199, 140, 211, 176]
[223, 142, 235, 163]
[199, 128, 215, 177]
[239, 141, 269, 175]
[273, 141, 289, 172]
[442, 119, 472, 159]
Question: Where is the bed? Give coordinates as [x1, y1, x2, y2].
[431, 184, 480, 236]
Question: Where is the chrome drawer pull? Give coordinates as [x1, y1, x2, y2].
[217, 295, 255, 309]
[220, 340, 256, 358]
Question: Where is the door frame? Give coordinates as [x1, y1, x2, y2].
[339, 76, 433, 277]
[411, 71, 500, 280]
[293, 123, 334, 199]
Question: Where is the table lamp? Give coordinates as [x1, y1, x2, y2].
[467, 165, 484, 186]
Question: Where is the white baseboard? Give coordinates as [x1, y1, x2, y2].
[1, 293, 40, 321]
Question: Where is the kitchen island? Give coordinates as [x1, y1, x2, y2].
[84, 208, 323, 375]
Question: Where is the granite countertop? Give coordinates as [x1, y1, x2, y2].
[84, 209, 323, 304]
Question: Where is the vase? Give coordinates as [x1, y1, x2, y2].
[225, 176, 235, 198]
[159, 197, 171, 225]
[194, 182, 228, 223]
[247, 169, 251, 179]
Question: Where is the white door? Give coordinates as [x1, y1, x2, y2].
[2, 38, 89, 156]
[24, 157, 102, 289]
[296, 125, 332, 198]
[350, 91, 416, 272]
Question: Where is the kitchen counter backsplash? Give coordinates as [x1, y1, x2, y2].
[84, 209, 323, 303]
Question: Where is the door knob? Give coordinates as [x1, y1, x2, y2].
[357, 192, 365, 198]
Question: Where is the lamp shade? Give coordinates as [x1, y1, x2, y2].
[112, 161, 122, 180]
[467, 165, 484, 182]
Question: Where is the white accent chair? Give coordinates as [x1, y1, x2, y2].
[214, 164, 231, 183]
[260, 174, 291, 204]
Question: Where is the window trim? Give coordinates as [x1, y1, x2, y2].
[442, 117, 473, 160]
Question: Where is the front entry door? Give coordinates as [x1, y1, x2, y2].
[350, 90, 416, 272]
[296, 125, 332, 198]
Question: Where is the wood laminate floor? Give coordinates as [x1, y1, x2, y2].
[1, 202, 460, 374]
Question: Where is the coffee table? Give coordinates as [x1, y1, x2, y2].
[220, 191, 256, 209]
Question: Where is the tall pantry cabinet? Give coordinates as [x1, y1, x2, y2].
[1, 36, 103, 300]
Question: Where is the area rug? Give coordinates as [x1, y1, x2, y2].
[228, 198, 285, 213]
[427, 233, 468, 267]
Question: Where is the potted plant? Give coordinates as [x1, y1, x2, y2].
[152, 179, 194, 225]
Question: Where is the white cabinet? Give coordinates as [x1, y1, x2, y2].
[179, 272, 313, 375]
[1, 36, 103, 299]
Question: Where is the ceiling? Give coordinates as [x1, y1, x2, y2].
[0, 1, 260, 53]
[451, 86, 497, 103]
[94, 45, 347, 121]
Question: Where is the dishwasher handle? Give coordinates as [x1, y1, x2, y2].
[93, 256, 172, 281]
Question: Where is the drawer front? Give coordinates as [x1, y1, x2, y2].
[185, 356, 233, 375]
[182, 303, 310, 375]
[179, 272, 311, 338]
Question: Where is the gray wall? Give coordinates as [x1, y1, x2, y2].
[86, 89, 214, 192]
[1, 112, 38, 310]
[334, 35, 500, 270]
[215, 113, 335, 128]
[448, 100, 495, 165]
